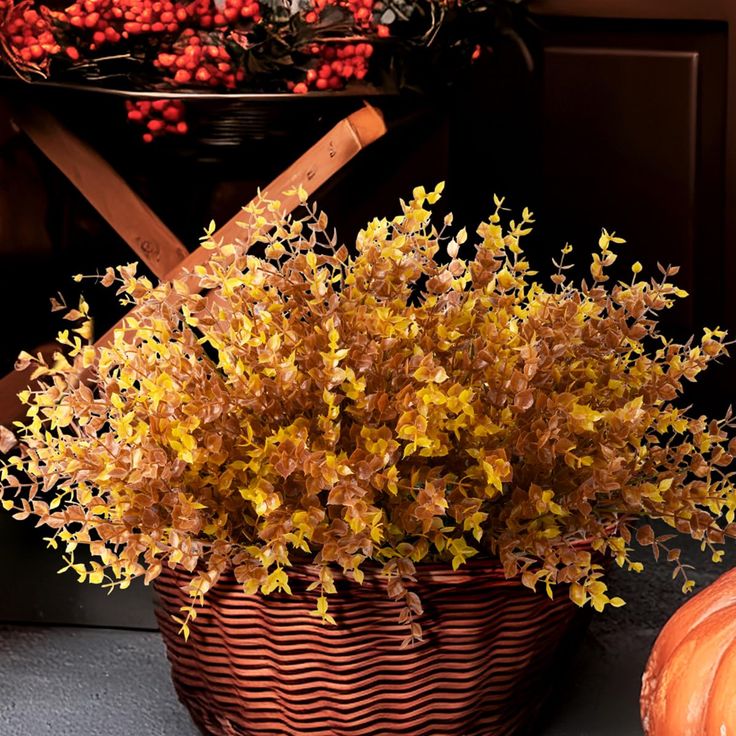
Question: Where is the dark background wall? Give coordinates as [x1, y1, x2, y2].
[3, 0, 736, 630]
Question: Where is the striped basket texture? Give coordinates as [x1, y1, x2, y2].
[154, 561, 585, 736]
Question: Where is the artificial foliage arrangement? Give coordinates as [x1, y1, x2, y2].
[0, 0, 526, 138]
[3, 183, 736, 646]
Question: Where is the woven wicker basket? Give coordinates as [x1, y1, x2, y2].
[154, 560, 586, 736]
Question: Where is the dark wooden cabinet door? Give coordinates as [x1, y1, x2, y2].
[539, 21, 727, 337]
[451, 2, 735, 410]
[540, 21, 726, 330]
[450, 0, 736, 402]
[533, 13, 734, 410]
[451, 11, 736, 402]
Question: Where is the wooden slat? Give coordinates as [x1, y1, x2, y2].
[163, 103, 386, 280]
[11, 102, 190, 280]
[99, 103, 386, 344]
[0, 342, 57, 452]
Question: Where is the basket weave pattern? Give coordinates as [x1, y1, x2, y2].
[155, 562, 582, 736]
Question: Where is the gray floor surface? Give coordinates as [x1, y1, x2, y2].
[0, 622, 647, 736]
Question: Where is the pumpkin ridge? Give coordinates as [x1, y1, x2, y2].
[654, 568, 736, 666]
[704, 632, 736, 735]
[641, 571, 736, 732]
[643, 607, 736, 735]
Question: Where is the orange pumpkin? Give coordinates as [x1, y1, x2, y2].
[641, 567, 736, 735]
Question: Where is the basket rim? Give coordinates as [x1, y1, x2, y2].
[160, 537, 594, 588]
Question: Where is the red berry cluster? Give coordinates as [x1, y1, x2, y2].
[291, 0, 384, 94]
[50, 0, 260, 54]
[3, 4, 60, 67]
[115, 0, 182, 37]
[155, 29, 243, 87]
[289, 41, 372, 94]
[304, 0, 378, 30]
[126, 98, 187, 141]
[48, 0, 183, 55]
[187, 0, 260, 29]
[0, 0, 383, 137]
[58, 0, 120, 52]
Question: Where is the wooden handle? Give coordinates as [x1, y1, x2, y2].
[11, 102, 190, 280]
[97, 102, 386, 345]
[0, 342, 58, 451]
[164, 103, 386, 280]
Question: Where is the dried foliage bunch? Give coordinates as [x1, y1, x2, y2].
[3, 183, 736, 643]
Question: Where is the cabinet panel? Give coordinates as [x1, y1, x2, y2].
[451, 19, 727, 348]
[527, 7, 730, 407]
[542, 47, 698, 323]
